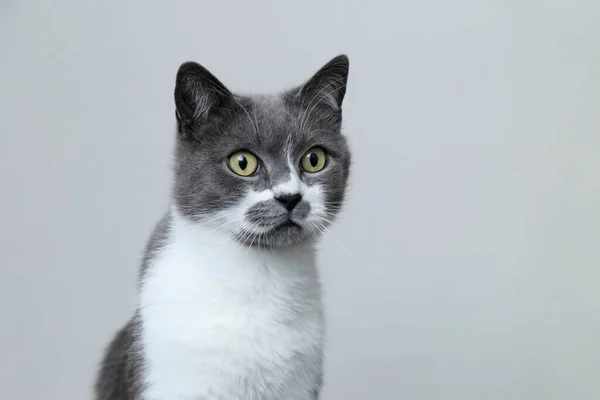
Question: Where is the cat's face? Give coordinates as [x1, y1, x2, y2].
[172, 56, 351, 248]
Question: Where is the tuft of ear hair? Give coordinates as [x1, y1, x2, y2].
[174, 62, 233, 128]
[297, 55, 350, 110]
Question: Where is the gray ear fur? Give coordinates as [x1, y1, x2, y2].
[298, 55, 349, 110]
[174, 62, 232, 126]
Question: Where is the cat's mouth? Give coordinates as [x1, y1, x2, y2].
[273, 219, 301, 230]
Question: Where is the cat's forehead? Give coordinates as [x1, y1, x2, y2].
[251, 94, 289, 120]
[217, 92, 343, 164]
[242, 93, 328, 155]
[249, 94, 298, 146]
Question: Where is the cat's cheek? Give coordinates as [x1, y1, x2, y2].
[302, 184, 327, 222]
[211, 188, 276, 231]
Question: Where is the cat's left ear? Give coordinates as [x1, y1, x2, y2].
[297, 54, 349, 110]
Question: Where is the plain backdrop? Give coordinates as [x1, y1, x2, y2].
[1, 1, 599, 399]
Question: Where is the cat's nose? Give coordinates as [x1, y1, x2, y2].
[275, 193, 303, 211]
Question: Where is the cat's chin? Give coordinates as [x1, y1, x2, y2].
[274, 220, 301, 230]
[234, 221, 316, 249]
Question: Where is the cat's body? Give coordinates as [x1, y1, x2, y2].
[96, 56, 351, 400]
[96, 212, 324, 400]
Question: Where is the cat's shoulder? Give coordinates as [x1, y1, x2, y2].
[94, 316, 144, 400]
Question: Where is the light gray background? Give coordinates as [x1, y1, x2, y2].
[1, 1, 599, 399]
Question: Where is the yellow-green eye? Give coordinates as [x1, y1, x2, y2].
[301, 147, 327, 173]
[228, 151, 259, 176]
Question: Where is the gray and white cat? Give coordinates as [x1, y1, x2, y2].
[95, 55, 351, 400]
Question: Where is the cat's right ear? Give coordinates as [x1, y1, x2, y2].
[174, 62, 232, 133]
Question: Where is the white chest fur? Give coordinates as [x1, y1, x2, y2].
[139, 211, 325, 400]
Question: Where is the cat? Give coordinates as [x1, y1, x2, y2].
[95, 54, 351, 400]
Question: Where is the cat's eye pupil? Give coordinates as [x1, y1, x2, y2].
[237, 155, 248, 170]
[309, 153, 318, 167]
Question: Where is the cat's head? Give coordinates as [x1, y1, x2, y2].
[172, 55, 351, 248]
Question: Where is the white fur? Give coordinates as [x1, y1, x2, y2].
[139, 207, 325, 400]
[273, 161, 303, 197]
[206, 168, 327, 239]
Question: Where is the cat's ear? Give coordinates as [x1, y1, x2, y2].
[297, 55, 349, 110]
[174, 61, 232, 127]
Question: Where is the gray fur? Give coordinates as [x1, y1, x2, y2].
[95, 316, 144, 399]
[172, 55, 351, 248]
[95, 55, 351, 399]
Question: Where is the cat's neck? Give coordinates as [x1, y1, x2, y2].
[149, 207, 319, 286]
[138, 208, 325, 400]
